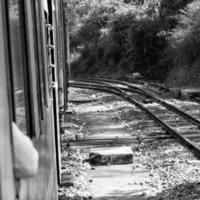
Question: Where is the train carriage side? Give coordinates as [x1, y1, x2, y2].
[0, 0, 67, 199]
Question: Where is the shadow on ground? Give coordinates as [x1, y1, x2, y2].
[96, 189, 146, 200]
[95, 182, 200, 200]
[146, 182, 200, 200]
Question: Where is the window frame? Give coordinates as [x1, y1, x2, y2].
[6, 0, 32, 136]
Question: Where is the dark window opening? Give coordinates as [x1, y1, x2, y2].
[7, 0, 28, 134]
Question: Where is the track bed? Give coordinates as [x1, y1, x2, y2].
[61, 87, 200, 200]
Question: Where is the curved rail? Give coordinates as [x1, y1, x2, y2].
[70, 80, 200, 158]
[71, 77, 200, 127]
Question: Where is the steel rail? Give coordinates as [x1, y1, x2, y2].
[71, 77, 200, 127]
[70, 81, 200, 158]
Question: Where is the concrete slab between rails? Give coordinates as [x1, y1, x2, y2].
[87, 164, 156, 200]
[181, 88, 200, 99]
[169, 88, 200, 99]
[89, 146, 133, 165]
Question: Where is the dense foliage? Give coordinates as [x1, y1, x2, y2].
[169, 1, 200, 66]
[66, 0, 200, 83]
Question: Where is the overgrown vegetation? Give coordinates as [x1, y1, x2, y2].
[66, 0, 200, 85]
[169, 1, 200, 66]
[166, 0, 200, 86]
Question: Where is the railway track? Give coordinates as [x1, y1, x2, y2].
[71, 76, 200, 125]
[69, 77, 200, 158]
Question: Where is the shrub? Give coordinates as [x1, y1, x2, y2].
[169, 1, 200, 66]
[71, 0, 170, 81]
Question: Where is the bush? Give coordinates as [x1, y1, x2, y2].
[71, 0, 171, 81]
[169, 1, 200, 66]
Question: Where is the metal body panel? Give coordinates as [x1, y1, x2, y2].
[52, 0, 62, 184]
[17, 1, 59, 199]
[0, 1, 16, 199]
[19, 104, 58, 200]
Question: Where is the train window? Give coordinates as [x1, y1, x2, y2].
[8, 0, 28, 133]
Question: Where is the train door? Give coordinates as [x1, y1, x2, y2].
[51, 1, 62, 184]
[43, 0, 61, 184]
[0, 1, 16, 200]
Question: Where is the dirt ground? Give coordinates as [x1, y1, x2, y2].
[59, 88, 200, 200]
